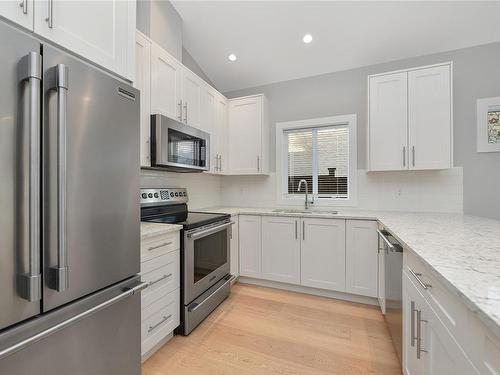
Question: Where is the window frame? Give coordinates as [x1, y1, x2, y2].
[276, 114, 358, 207]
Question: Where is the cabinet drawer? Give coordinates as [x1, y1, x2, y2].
[141, 232, 179, 262]
[141, 289, 180, 355]
[405, 251, 469, 348]
[141, 252, 180, 307]
[141, 249, 179, 274]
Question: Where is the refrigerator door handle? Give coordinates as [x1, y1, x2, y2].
[18, 52, 42, 302]
[46, 64, 69, 292]
[0, 281, 148, 360]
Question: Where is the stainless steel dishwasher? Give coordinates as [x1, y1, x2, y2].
[377, 228, 403, 365]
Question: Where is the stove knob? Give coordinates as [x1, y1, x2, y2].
[183, 192, 187, 197]
[174, 192, 179, 197]
[141, 193, 147, 199]
[154, 193, 159, 198]
[148, 193, 153, 198]
[170, 192, 174, 197]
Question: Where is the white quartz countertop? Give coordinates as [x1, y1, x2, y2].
[199, 206, 500, 337]
[140, 222, 182, 240]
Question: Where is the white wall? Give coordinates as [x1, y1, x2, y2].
[141, 170, 222, 209]
[220, 168, 463, 213]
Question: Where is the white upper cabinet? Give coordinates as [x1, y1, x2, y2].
[214, 94, 229, 174]
[368, 63, 452, 171]
[0, 0, 34, 30]
[181, 69, 202, 129]
[228, 94, 269, 175]
[408, 65, 452, 170]
[368, 72, 408, 171]
[134, 31, 151, 167]
[261, 216, 300, 284]
[150, 42, 183, 121]
[34, 0, 135, 80]
[345, 220, 378, 298]
[300, 218, 346, 292]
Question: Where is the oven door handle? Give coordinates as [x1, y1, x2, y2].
[187, 221, 233, 240]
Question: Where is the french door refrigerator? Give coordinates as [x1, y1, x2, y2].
[0, 20, 145, 374]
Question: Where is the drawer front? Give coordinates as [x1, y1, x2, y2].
[141, 248, 179, 274]
[141, 232, 180, 262]
[405, 251, 468, 349]
[141, 289, 180, 355]
[141, 252, 180, 308]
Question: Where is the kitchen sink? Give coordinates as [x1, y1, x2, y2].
[272, 209, 338, 215]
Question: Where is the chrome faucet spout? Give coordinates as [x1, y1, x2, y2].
[297, 179, 311, 209]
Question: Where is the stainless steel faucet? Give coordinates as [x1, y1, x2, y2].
[297, 179, 313, 209]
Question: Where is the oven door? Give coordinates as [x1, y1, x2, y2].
[151, 114, 209, 172]
[183, 221, 231, 304]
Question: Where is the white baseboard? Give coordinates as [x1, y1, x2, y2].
[141, 331, 174, 363]
[237, 276, 379, 306]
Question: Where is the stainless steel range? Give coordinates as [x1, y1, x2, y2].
[140, 188, 232, 335]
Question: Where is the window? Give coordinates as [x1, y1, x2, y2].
[276, 115, 357, 205]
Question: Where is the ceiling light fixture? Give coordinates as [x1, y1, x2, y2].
[228, 53, 237, 62]
[302, 34, 313, 44]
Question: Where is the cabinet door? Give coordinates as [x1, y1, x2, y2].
[215, 94, 229, 174]
[182, 70, 202, 129]
[238, 215, 262, 278]
[134, 31, 151, 167]
[34, 0, 135, 80]
[150, 43, 183, 121]
[378, 246, 386, 313]
[230, 216, 239, 277]
[408, 65, 452, 170]
[369, 72, 408, 171]
[345, 220, 378, 297]
[228, 96, 262, 174]
[300, 218, 346, 292]
[0, 0, 34, 30]
[261, 216, 300, 284]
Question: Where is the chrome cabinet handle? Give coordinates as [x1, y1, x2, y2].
[18, 52, 42, 302]
[408, 268, 431, 290]
[302, 221, 305, 240]
[45, 0, 53, 28]
[177, 100, 182, 121]
[148, 314, 172, 333]
[218, 155, 222, 171]
[412, 146, 415, 167]
[295, 220, 298, 240]
[410, 301, 416, 347]
[416, 309, 428, 359]
[257, 156, 260, 172]
[183, 102, 188, 123]
[403, 146, 406, 167]
[148, 273, 172, 287]
[47, 64, 69, 292]
[147, 241, 172, 251]
[19, 0, 28, 14]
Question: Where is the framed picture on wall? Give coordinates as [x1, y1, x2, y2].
[477, 96, 500, 152]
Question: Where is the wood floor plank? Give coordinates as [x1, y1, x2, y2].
[142, 283, 401, 375]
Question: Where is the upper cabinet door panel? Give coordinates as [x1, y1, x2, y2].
[369, 72, 408, 171]
[182, 70, 202, 129]
[0, 0, 34, 30]
[150, 43, 182, 121]
[408, 65, 452, 170]
[215, 94, 228, 173]
[34, 0, 135, 80]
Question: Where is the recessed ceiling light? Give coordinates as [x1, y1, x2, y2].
[228, 53, 237, 62]
[302, 34, 313, 44]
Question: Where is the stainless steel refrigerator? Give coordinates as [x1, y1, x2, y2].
[0, 20, 144, 374]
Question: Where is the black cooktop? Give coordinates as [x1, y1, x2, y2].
[142, 209, 230, 230]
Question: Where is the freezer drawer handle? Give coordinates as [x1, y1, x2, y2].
[0, 281, 148, 360]
[17, 52, 43, 302]
[46, 64, 70, 292]
[148, 314, 172, 333]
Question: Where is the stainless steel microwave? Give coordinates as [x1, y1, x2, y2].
[151, 114, 210, 172]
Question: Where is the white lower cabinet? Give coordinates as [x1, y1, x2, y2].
[261, 216, 300, 284]
[140, 229, 181, 359]
[239, 215, 262, 278]
[230, 216, 239, 277]
[301, 218, 346, 292]
[345, 220, 378, 297]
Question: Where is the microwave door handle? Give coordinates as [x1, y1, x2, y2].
[188, 222, 233, 240]
[47, 64, 69, 292]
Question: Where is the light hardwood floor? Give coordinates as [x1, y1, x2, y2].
[142, 283, 401, 375]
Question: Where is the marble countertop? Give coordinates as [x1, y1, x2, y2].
[140, 221, 182, 240]
[199, 206, 500, 337]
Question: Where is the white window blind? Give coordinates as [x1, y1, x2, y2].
[286, 125, 349, 199]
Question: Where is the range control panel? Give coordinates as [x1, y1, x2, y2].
[140, 188, 188, 206]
